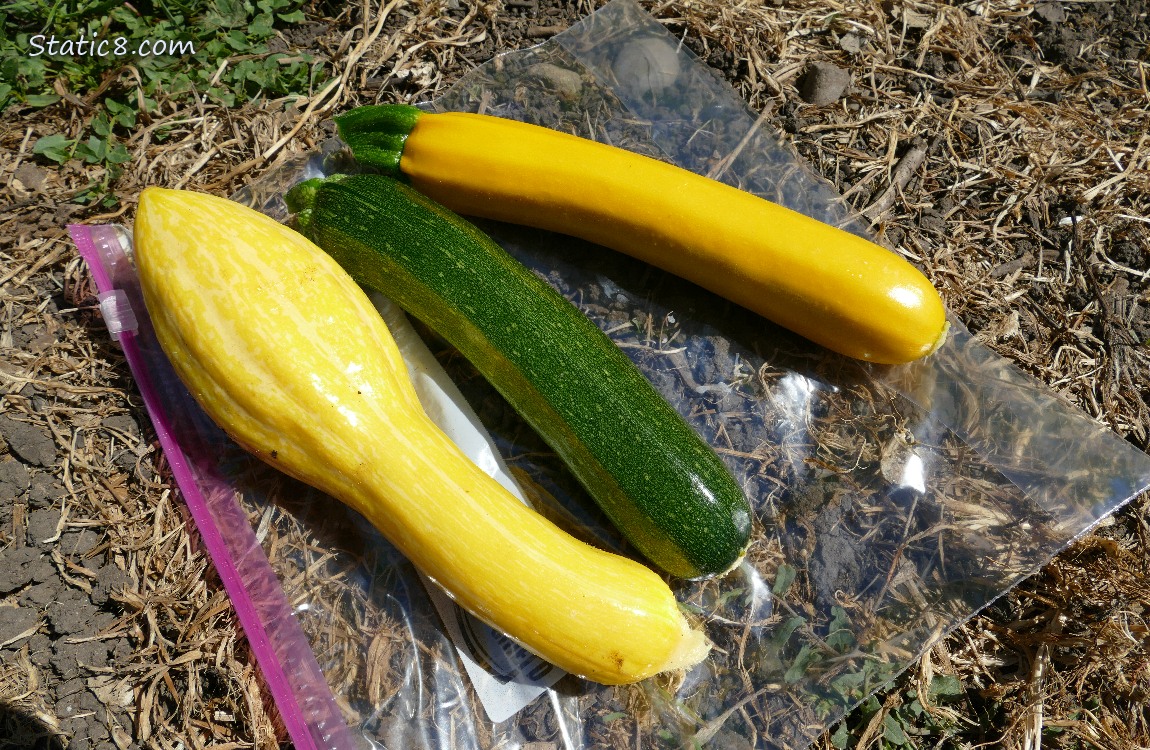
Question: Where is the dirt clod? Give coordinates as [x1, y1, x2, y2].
[45, 591, 97, 636]
[52, 641, 110, 681]
[27, 475, 63, 508]
[0, 457, 31, 495]
[26, 508, 62, 544]
[12, 163, 49, 193]
[0, 416, 58, 468]
[1033, 2, 1067, 25]
[0, 605, 41, 645]
[527, 63, 584, 98]
[0, 547, 54, 592]
[21, 582, 64, 608]
[89, 565, 130, 609]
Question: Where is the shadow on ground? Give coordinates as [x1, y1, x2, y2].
[0, 703, 66, 750]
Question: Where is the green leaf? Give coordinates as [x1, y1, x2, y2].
[882, 714, 909, 747]
[105, 98, 137, 128]
[32, 132, 74, 163]
[83, 0, 125, 18]
[826, 606, 856, 653]
[927, 674, 963, 702]
[207, 86, 235, 106]
[20, 57, 49, 88]
[858, 695, 882, 719]
[91, 112, 112, 137]
[769, 615, 806, 649]
[165, 71, 193, 95]
[105, 140, 131, 164]
[678, 600, 704, 615]
[72, 187, 99, 205]
[717, 586, 746, 606]
[830, 670, 867, 701]
[247, 13, 274, 38]
[830, 722, 850, 750]
[277, 8, 305, 23]
[771, 563, 797, 596]
[25, 93, 61, 107]
[783, 644, 820, 684]
[242, 57, 274, 88]
[74, 134, 108, 163]
[224, 29, 250, 50]
[208, 0, 251, 29]
[202, 37, 227, 57]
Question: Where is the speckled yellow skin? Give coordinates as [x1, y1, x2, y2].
[132, 187, 708, 684]
[399, 112, 948, 364]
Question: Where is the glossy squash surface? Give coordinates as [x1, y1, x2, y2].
[289, 174, 752, 580]
[132, 186, 709, 684]
[337, 104, 949, 364]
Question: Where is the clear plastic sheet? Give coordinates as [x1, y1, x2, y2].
[97, 1, 1150, 748]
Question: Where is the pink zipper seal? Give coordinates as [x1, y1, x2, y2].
[69, 223, 357, 750]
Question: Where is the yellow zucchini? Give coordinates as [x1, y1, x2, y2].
[132, 186, 709, 684]
[337, 105, 949, 365]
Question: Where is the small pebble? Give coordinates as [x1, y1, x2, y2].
[1034, 2, 1067, 24]
[526, 63, 583, 98]
[798, 60, 851, 105]
[613, 36, 681, 98]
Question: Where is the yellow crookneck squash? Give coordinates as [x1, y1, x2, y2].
[132, 186, 709, 685]
[336, 104, 949, 365]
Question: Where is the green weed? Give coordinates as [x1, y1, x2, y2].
[827, 674, 968, 749]
[2, 0, 328, 203]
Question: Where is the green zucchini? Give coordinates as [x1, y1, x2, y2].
[287, 173, 752, 579]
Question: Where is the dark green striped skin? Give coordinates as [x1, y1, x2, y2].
[289, 174, 751, 579]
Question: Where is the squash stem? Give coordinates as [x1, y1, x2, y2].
[335, 104, 423, 176]
[284, 177, 323, 234]
[286, 176, 352, 236]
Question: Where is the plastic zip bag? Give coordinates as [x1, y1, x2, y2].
[69, 224, 356, 750]
[77, 0, 1150, 748]
[239, 1, 1150, 746]
[70, 224, 562, 746]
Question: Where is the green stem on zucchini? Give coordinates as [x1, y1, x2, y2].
[334, 104, 423, 176]
[288, 175, 357, 234]
[284, 177, 324, 231]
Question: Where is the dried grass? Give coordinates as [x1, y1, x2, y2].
[0, 647, 65, 748]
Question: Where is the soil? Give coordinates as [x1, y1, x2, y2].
[2, 0, 1149, 749]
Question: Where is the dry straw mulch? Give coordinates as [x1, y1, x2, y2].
[1, 0, 1148, 748]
